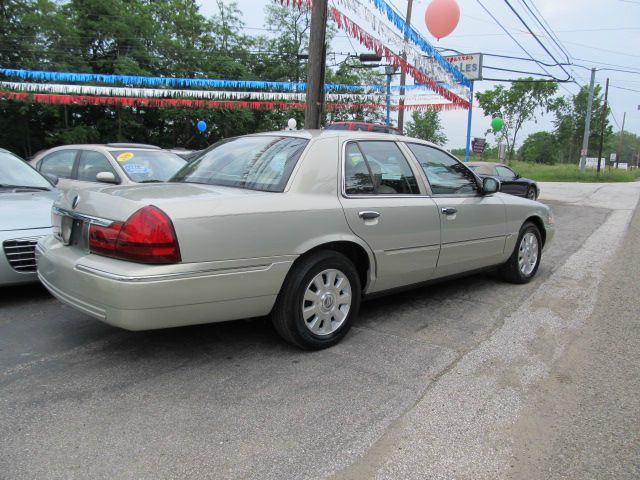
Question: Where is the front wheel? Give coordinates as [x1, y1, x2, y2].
[499, 222, 542, 284]
[526, 186, 537, 200]
[271, 251, 361, 350]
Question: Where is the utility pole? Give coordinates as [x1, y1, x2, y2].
[304, 0, 328, 129]
[579, 68, 597, 172]
[596, 77, 609, 174]
[396, 0, 414, 134]
[615, 112, 626, 169]
[385, 66, 394, 126]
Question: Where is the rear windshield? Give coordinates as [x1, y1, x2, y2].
[172, 136, 308, 192]
[109, 150, 186, 183]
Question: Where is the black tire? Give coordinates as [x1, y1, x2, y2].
[526, 186, 537, 200]
[271, 251, 361, 350]
[499, 221, 542, 284]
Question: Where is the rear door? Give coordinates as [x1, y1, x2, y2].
[405, 143, 507, 278]
[338, 139, 441, 292]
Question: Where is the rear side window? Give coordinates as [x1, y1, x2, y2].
[344, 141, 420, 195]
[407, 143, 478, 195]
[39, 150, 77, 179]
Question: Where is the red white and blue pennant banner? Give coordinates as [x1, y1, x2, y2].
[278, 0, 471, 109]
[0, 91, 462, 111]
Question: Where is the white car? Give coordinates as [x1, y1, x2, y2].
[1, 149, 58, 286]
[37, 131, 554, 349]
[31, 143, 186, 190]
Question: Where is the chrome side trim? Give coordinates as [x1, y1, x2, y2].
[75, 262, 279, 283]
[52, 207, 114, 227]
[384, 244, 440, 255]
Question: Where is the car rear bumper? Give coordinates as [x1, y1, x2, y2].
[36, 236, 295, 330]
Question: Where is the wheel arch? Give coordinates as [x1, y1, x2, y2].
[291, 238, 374, 292]
[524, 215, 546, 247]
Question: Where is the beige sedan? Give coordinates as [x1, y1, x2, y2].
[37, 130, 554, 349]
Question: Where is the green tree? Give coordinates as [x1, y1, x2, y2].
[476, 78, 558, 160]
[405, 110, 446, 145]
[519, 131, 558, 164]
[551, 85, 613, 164]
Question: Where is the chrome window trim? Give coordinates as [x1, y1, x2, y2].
[52, 207, 114, 227]
[340, 139, 429, 199]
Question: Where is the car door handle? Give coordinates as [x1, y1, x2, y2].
[359, 211, 381, 220]
[441, 208, 457, 215]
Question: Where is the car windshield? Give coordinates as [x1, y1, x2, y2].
[108, 150, 186, 182]
[172, 136, 308, 192]
[0, 150, 52, 190]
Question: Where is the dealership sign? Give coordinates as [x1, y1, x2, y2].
[434, 53, 483, 81]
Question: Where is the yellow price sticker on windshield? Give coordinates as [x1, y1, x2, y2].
[117, 152, 134, 162]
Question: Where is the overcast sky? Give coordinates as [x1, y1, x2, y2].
[198, 0, 640, 149]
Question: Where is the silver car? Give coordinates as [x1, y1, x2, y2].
[1, 149, 58, 286]
[31, 143, 186, 190]
[37, 131, 555, 349]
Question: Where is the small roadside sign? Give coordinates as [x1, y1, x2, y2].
[472, 137, 486, 155]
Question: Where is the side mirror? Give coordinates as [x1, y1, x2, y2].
[96, 171, 119, 184]
[482, 177, 500, 195]
[43, 173, 59, 186]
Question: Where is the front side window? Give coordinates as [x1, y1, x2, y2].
[77, 151, 117, 182]
[172, 136, 308, 192]
[496, 166, 517, 180]
[406, 143, 478, 195]
[344, 141, 420, 195]
[39, 150, 77, 179]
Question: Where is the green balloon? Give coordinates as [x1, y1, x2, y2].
[491, 117, 504, 132]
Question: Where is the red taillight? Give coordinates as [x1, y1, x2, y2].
[89, 206, 181, 264]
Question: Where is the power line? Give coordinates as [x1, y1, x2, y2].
[502, 0, 572, 82]
[518, 0, 570, 63]
[474, 0, 565, 82]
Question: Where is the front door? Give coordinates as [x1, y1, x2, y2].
[405, 143, 507, 278]
[496, 165, 526, 196]
[338, 140, 441, 292]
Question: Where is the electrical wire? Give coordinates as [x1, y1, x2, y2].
[474, 0, 571, 86]
[502, 0, 572, 82]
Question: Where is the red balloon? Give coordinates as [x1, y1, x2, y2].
[425, 0, 460, 40]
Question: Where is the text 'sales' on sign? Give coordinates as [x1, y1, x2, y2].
[429, 54, 484, 81]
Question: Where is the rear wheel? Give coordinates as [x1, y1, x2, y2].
[499, 222, 542, 284]
[271, 251, 361, 350]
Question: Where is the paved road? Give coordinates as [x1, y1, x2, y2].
[0, 183, 637, 479]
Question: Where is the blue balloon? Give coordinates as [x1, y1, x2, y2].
[197, 120, 207, 133]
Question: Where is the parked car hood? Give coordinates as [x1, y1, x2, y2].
[0, 190, 59, 231]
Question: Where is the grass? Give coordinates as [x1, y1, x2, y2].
[510, 161, 640, 183]
[463, 158, 640, 183]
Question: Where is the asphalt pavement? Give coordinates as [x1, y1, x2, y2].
[0, 182, 638, 480]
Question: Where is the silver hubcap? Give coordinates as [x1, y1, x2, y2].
[527, 189, 536, 199]
[302, 269, 352, 336]
[518, 232, 539, 276]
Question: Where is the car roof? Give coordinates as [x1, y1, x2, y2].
[251, 129, 441, 147]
